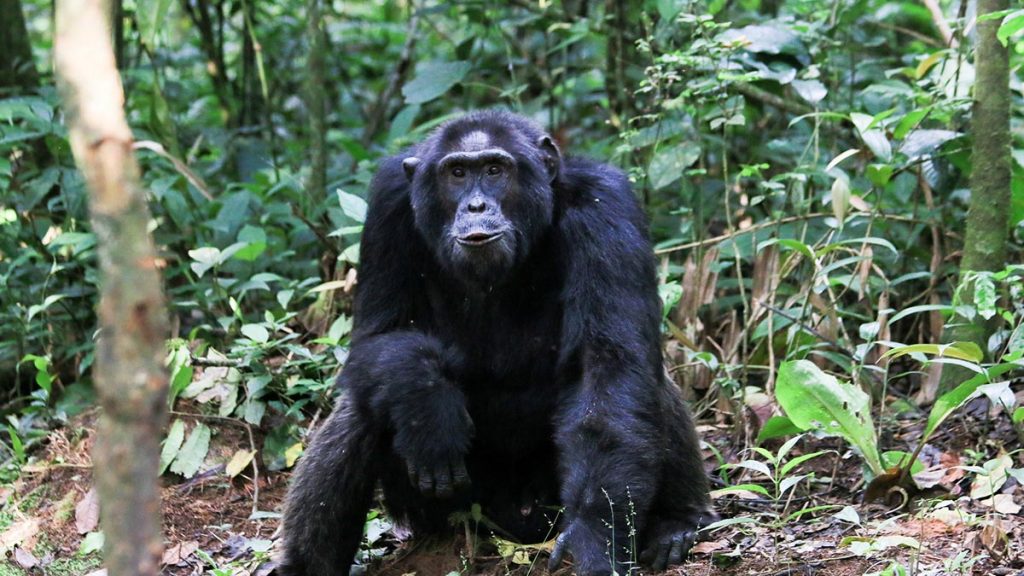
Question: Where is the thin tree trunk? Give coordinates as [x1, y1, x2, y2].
[305, 0, 327, 204]
[0, 0, 39, 91]
[54, 1, 169, 575]
[938, 0, 1011, 392]
[963, 0, 1011, 275]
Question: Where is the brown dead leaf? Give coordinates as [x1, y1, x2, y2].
[691, 539, 727, 554]
[75, 487, 99, 534]
[939, 452, 965, 488]
[980, 520, 1009, 561]
[161, 540, 200, 566]
[12, 545, 38, 569]
[0, 517, 40, 552]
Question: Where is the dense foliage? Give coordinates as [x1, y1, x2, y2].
[1, 0, 1023, 573]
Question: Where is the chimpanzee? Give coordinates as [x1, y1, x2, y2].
[279, 110, 713, 576]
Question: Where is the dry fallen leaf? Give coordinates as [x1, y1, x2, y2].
[0, 517, 40, 552]
[12, 545, 38, 569]
[691, 539, 728, 554]
[161, 540, 200, 566]
[980, 520, 1009, 561]
[75, 487, 100, 534]
[980, 493, 1021, 514]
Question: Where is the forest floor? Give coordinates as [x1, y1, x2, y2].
[0, 407, 1021, 576]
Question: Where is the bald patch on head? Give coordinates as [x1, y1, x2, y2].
[459, 130, 491, 152]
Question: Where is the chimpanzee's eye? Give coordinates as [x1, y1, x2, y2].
[486, 165, 502, 176]
[451, 166, 466, 178]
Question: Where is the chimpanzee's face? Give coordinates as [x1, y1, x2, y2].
[404, 125, 559, 286]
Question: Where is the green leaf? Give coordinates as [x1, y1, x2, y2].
[658, 282, 683, 319]
[850, 112, 892, 162]
[758, 238, 815, 261]
[894, 108, 929, 140]
[1013, 407, 1024, 424]
[923, 361, 1021, 441]
[169, 423, 211, 478]
[233, 225, 267, 262]
[160, 419, 186, 475]
[881, 450, 923, 474]
[388, 105, 421, 143]
[830, 175, 850, 223]
[167, 345, 193, 405]
[881, 341, 984, 363]
[710, 483, 771, 498]
[997, 10, 1024, 46]
[756, 415, 801, 443]
[887, 304, 953, 325]
[791, 79, 827, 104]
[648, 143, 701, 190]
[721, 24, 802, 55]
[340, 242, 360, 264]
[775, 360, 882, 475]
[241, 323, 270, 344]
[780, 450, 830, 478]
[137, 0, 174, 47]
[825, 148, 860, 172]
[188, 247, 221, 278]
[974, 275, 998, 320]
[78, 531, 105, 556]
[402, 61, 472, 104]
[336, 189, 368, 223]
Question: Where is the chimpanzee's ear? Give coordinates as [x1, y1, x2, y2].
[402, 157, 422, 181]
[537, 136, 561, 183]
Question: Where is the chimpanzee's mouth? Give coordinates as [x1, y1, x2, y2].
[456, 231, 504, 246]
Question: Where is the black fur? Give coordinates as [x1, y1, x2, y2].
[279, 111, 714, 576]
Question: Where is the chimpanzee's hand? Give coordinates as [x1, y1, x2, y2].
[392, 399, 475, 498]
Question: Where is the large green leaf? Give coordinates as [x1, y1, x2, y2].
[402, 61, 472, 105]
[170, 423, 211, 479]
[776, 360, 882, 475]
[997, 10, 1024, 46]
[924, 358, 1022, 441]
[648, 143, 701, 190]
[159, 419, 186, 475]
[850, 112, 892, 162]
[137, 0, 174, 47]
[336, 189, 368, 223]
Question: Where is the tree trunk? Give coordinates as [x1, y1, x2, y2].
[54, 1, 170, 575]
[0, 0, 39, 92]
[938, 0, 1011, 392]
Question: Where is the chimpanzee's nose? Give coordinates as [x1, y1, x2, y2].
[467, 198, 487, 213]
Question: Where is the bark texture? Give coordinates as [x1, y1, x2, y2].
[939, 0, 1011, 392]
[54, 1, 169, 574]
[962, 0, 1011, 275]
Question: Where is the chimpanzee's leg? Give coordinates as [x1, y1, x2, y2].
[638, 385, 716, 570]
[549, 376, 661, 576]
[278, 397, 379, 576]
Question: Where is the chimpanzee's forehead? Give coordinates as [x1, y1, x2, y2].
[440, 123, 522, 154]
[458, 130, 491, 152]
